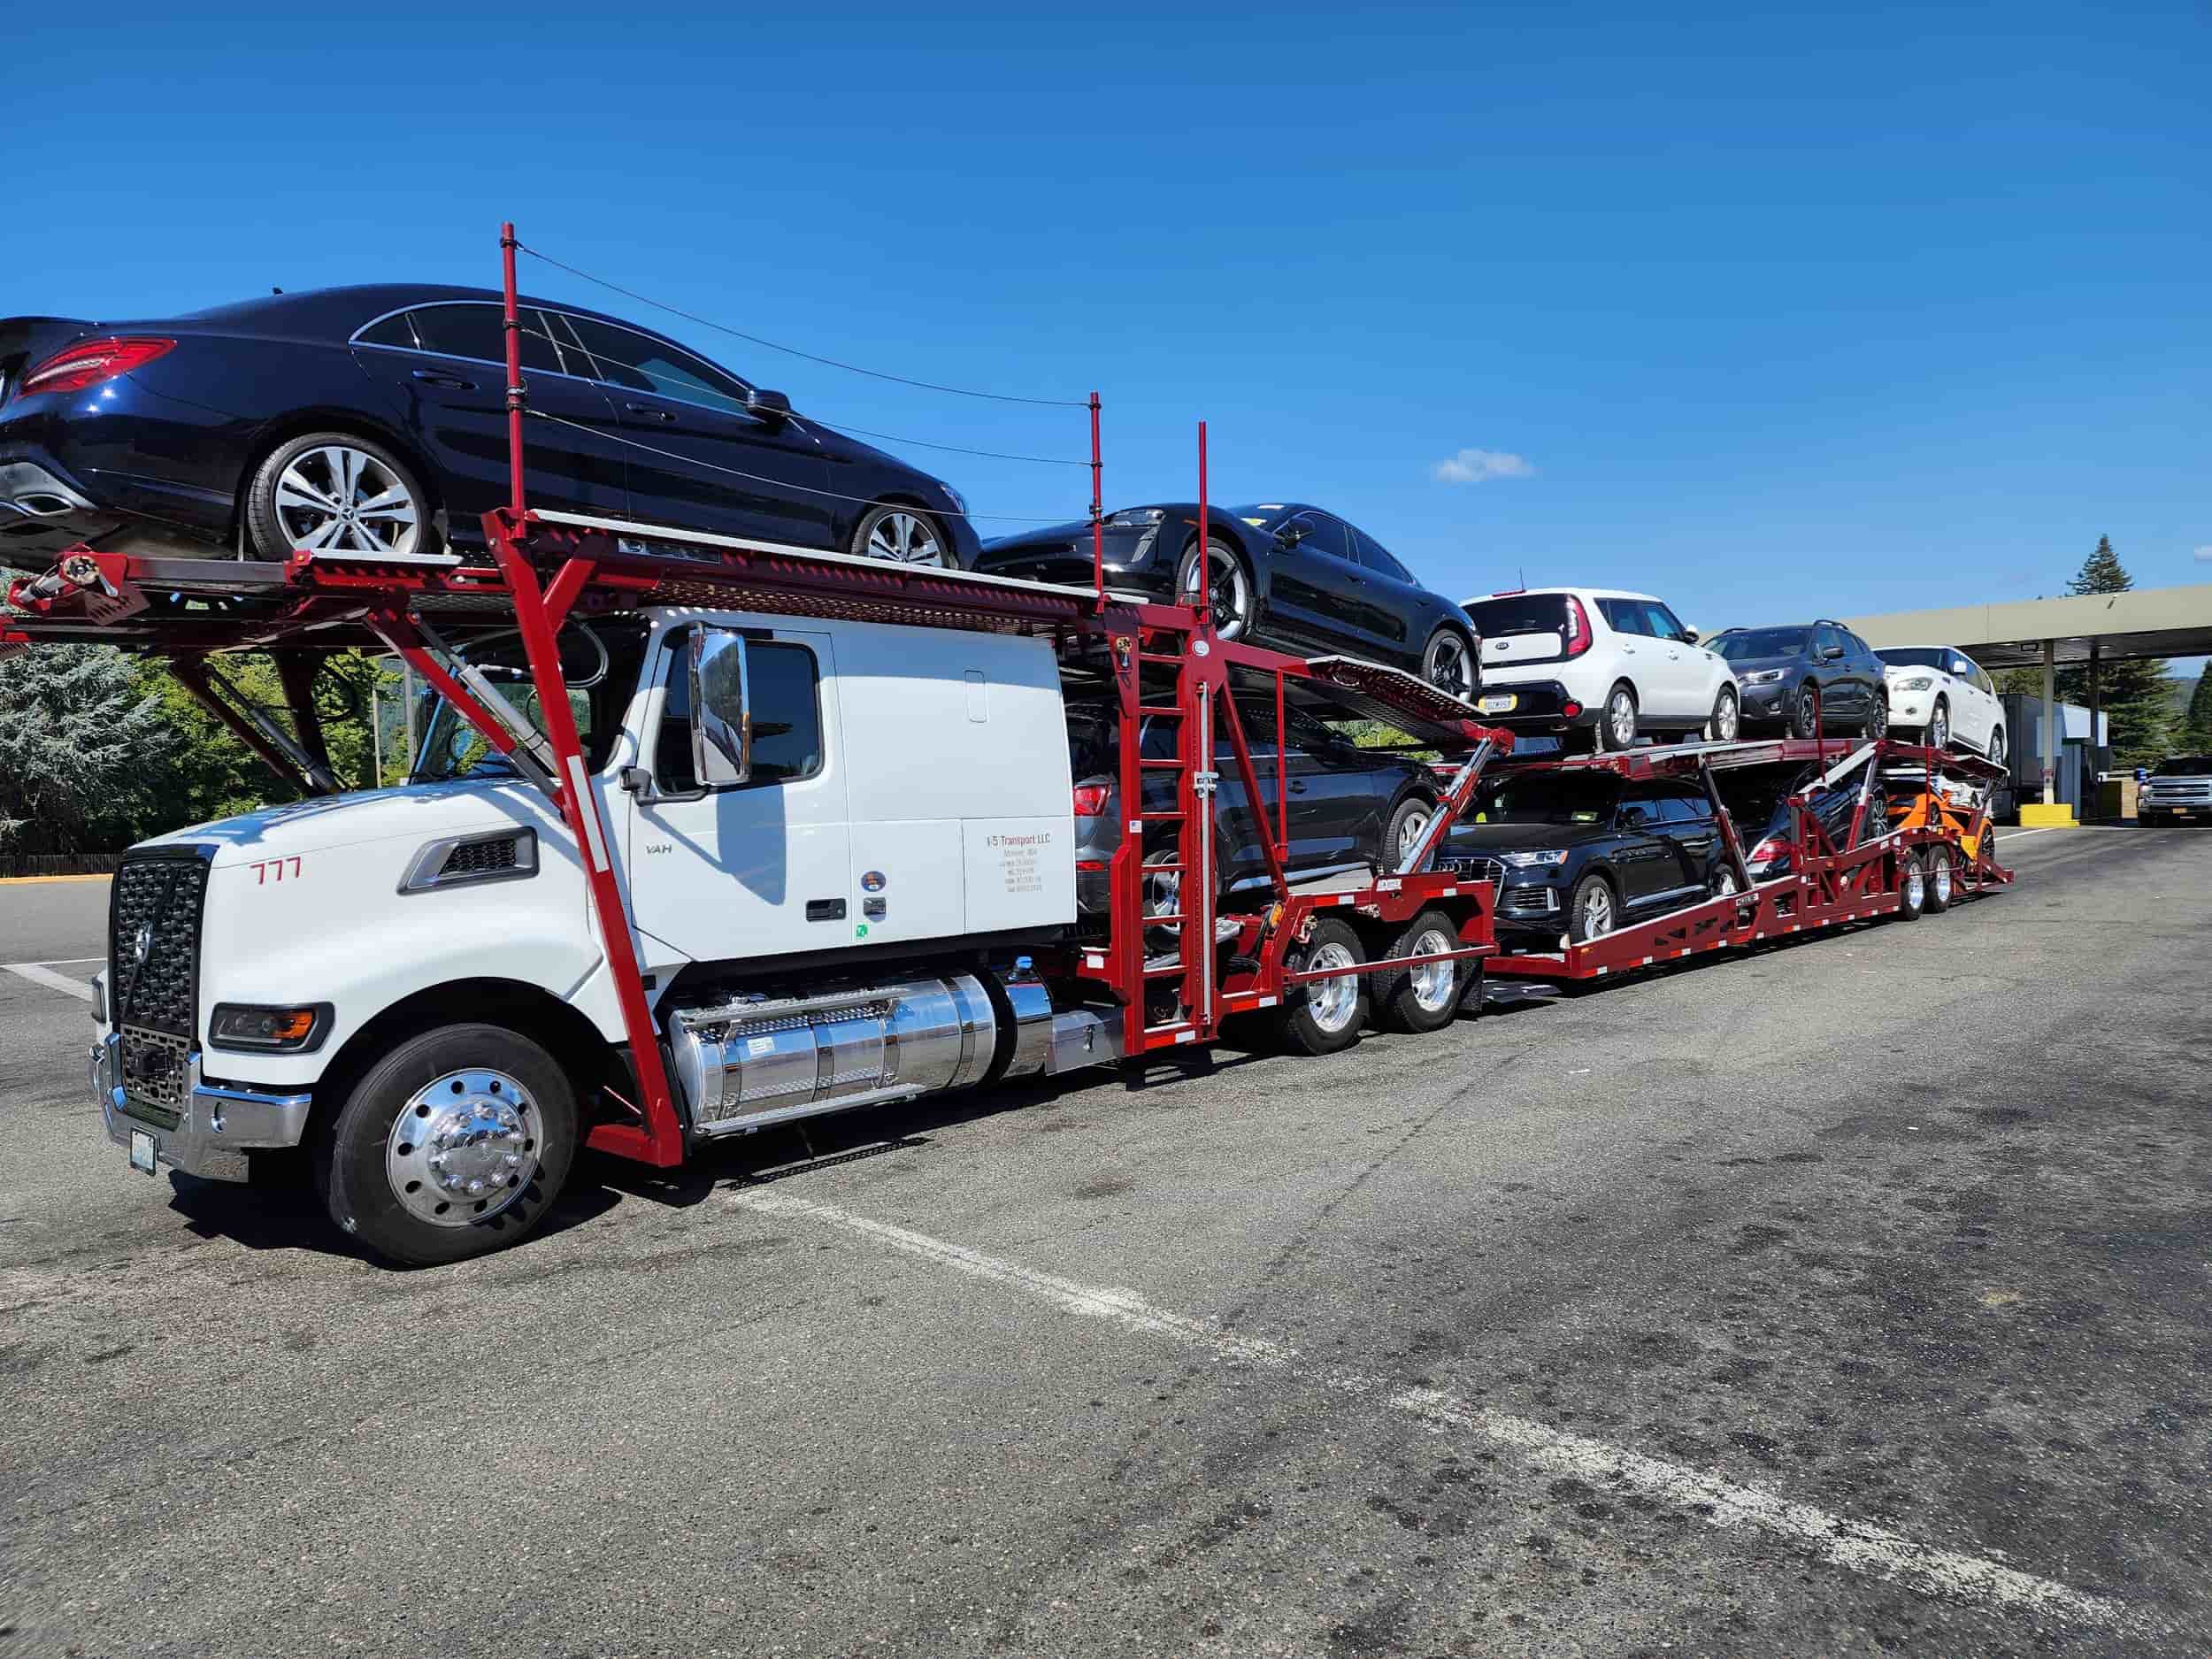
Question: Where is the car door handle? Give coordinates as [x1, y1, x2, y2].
[804, 898, 847, 922]
[411, 368, 476, 390]
[624, 402, 678, 422]
[1288, 780, 1308, 795]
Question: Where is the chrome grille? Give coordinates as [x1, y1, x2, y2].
[110, 851, 209, 1038]
[1442, 855, 1507, 888]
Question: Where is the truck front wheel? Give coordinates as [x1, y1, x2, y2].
[315, 1023, 578, 1267]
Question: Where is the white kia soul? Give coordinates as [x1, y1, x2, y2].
[1459, 588, 1743, 750]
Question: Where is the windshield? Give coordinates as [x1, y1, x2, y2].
[1876, 648, 1949, 670]
[1469, 772, 1620, 825]
[1713, 627, 1809, 661]
[412, 621, 648, 783]
[1228, 503, 1292, 529]
[1463, 594, 1569, 639]
[2152, 756, 2212, 775]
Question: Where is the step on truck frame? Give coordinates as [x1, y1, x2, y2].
[1476, 733, 2013, 983]
[0, 225, 1516, 1171]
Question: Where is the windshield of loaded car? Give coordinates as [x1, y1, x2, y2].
[1714, 627, 1809, 660]
[412, 620, 649, 784]
[1876, 648, 1948, 670]
[2152, 756, 2212, 775]
[1469, 772, 1621, 826]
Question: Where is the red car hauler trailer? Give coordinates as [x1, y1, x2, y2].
[1470, 735, 2013, 983]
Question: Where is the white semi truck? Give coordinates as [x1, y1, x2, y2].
[42, 520, 1502, 1265]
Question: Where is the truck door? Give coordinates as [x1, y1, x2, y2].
[623, 624, 852, 969]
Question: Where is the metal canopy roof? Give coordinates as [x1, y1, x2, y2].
[1841, 581, 2212, 669]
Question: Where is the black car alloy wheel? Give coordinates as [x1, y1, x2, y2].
[247, 431, 432, 561]
[1177, 538, 1253, 640]
[853, 503, 948, 567]
[1421, 627, 1476, 701]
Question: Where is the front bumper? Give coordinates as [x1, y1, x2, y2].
[92, 1033, 314, 1183]
[1884, 686, 1936, 727]
[974, 526, 1165, 588]
[1737, 677, 1800, 725]
[2140, 789, 2212, 818]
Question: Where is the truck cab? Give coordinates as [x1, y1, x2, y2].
[91, 604, 1085, 1263]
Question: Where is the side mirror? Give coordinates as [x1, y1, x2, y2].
[1681, 626, 1701, 645]
[1820, 643, 1844, 661]
[747, 388, 793, 421]
[688, 626, 751, 787]
[1617, 804, 1648, 830]
[1274, 523, 1308, 549]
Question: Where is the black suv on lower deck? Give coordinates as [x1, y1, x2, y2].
[1440, 770, 1732, 942]
[1068, 699, 1440, 917]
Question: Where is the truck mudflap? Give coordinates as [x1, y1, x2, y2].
[92, 1033, 313, 1183]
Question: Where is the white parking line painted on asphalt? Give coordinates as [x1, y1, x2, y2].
[731, 1186, 2144, 1637]
[4, 963, 95, 1002]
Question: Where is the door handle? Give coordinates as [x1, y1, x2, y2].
[804, 898, 847, 922]
[624, 402, 677, 422]
[411, 368, 476, 390]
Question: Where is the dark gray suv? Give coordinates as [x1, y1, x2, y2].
[1709, 620, 1889, 738]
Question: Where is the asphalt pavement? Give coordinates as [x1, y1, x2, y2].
[3, 828, 2208, 1658]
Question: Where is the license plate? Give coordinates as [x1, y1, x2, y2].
[129, 1128, 157, 1176]
[1479, 693, 1519, 714]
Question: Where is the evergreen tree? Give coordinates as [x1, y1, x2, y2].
[2180, 672, 2212, 752]
[0, 645, 175, 854]
[2051, 536, 2172, 765]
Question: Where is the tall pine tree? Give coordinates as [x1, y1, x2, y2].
[2052, 536, 2172, 765]
[2179, 672, 2212, 753]
[0, 645, 175, 855]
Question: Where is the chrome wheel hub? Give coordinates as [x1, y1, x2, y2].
[1932, 855, 1953, 904]
[1906, 864, 1924, 909]
[1609, 693, 1634, 747]
[1714, 694, 1738, 741]
[1303, 941, 1360, 1033]
[1396, 808, 1432, 866]
[1182, 546, 1249, 639]
[1407, 926, 1456, 1013]
[864, 511, 945, 566]
[1584, 887, 1614, 937]
[275, 446, 419, 557]
[386, 1069, 537, 1228]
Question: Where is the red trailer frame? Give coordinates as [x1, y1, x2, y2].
[1479, 736, 2013, 983]
[3, 225, 1517, 1169]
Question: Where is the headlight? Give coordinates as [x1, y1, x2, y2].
[1106, 508, 1166, 527]
[1740, 669, 1787, 687]
[1499, 849, 1570, 868]
[209, 1002, 331, 1053]
[1899, 676, 1935, 692]
[941, 484, 968, 514]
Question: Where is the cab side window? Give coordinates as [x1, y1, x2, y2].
[1644, 602, 1694, 642]
[655, 637, 823, 793]
[1598, 598, 1652, 635]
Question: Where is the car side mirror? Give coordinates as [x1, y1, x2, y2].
[688, 626, 751, 787]
[1681, 626, 1701, 645]
[747, 388, 793, 422]
[1820, 643, 1844, 661]
[1274, 523, 1308, 549]
[1617, 805, 1648, 830]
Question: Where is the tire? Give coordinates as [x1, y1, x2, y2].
[1863, 692, 1888, 741]
[1375, 909, 1467, 1034]
[1896, 850, 1926, 921]
[1928, 698, 1951, 751]
[1705, 686, 1740, 743]
[245, 431, 434, 562]
[1922, 844, 1955, 913]
[1595, 683, 1639, 751]
[1568, 872, 1619, 943]
[1419, 626, 1478, 703]
[1268, 917, 1368, 1056]
[1711, 866, 1741, 898]
[1175, 537, 1256, 641]
[1382, 793, 1438, 876]
[1986, 726, 2006, 769]
[852, 503, 950, 566]
[1790, 685, 1822, 740]
[314, 1022, 578, 1267]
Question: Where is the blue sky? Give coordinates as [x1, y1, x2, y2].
[7, 0, 2207, 664]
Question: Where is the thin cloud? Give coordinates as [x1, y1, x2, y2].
[1432, 448, 1535, 486]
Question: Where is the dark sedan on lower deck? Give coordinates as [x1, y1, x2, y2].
[977, 501, 1479, 698]
[0, 287, 979, 572]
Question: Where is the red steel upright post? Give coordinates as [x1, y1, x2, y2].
[501, 222, 526, 519]
[1089, 392, 1104, 600]
[1195, 422, 1209, 625]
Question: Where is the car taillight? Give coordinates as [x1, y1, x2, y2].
[15, 336, 176, 399]
[1563, 595, 1593, 657]
[1747, 835, 1786, 870]
[1072, 784, 1110, 817]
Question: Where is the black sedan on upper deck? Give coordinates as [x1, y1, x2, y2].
[975, 502, 1480, 699]
[0, 286, 980, 572]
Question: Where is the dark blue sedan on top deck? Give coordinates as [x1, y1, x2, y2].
[974, 501, 1479, 698]
[0, 286, 980, 572]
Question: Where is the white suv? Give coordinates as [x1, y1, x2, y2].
[1875, 645, 2007, 763]
[1460, 588, 1742, 750]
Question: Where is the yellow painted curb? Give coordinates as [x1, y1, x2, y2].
[0, 872, 114, 886]
[2016, 803, 2078, 828]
